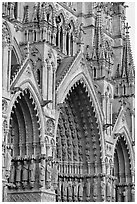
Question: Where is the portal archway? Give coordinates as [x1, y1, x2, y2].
[114, 136, 132, 202]
[8, 89, 41, 157]
[56, 81, 103, 202]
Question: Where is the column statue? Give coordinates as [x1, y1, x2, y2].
[78, 23, 86, 43]
[46, 161, 52, 189]
[62, 178, 67, 202]
[57, 177, 62, 202]
[78, 178, 83, 201]
[22, 159, 29, 188]
[5, 148, 12, 178]
[85, 178, 91, 201]
[15, 159, 22, 188]
[9, 161, 15, 184]
[100, 175, 106, 201]
[68, 178, 72, 202]
[73, 178, 78, 202]
[93, 176, 98, 201]
[29, 157, 36, 188]
[39, 157, 45, 188]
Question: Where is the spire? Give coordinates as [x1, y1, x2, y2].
[23, 5, 29, 23]
[37, 2, 41, 22]
[41, 3, 47, 21]
[121, 22, 135, 81]
[32, 3, 38, 22]
[92, 3, 105, 61]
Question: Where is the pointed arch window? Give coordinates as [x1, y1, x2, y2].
[14, 2, 18, 20]
[34, 30, 37, 42]
[60, 26, 63, 51]
[37, 69, 41, 86]
[93, 67, 96, 78]
[70, 33, 73, 56]
[66, 32, 69, 55]
[123, 84, 126, 95]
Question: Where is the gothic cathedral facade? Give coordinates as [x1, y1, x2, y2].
[2, 2, 135, 202]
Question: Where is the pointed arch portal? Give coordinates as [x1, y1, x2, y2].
[9, 89, 41, 157]
[56, 81, 102, 202]
[114, 136, 133, 202]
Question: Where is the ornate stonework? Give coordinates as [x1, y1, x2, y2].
[2, 2, 135, 202]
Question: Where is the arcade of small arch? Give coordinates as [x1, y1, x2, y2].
[23, 3, 77, 57]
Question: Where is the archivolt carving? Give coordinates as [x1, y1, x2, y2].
[2, 99, 8, 113]
[46, 118, 55, 137]
[2, 22, 11, 46]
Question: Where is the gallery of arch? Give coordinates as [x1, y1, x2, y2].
[2, 2, 135, 202]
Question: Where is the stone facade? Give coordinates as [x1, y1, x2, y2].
[2, 2, 135, 202]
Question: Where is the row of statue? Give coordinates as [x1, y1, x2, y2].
[8, 156, 58, 190]
[56, 177, 90, 202]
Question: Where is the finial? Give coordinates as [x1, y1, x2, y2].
[124, 22, 131, 34]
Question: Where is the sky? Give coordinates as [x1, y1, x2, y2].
[126, 2, 135, 62]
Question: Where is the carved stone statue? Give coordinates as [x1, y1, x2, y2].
[15, 160, 22, 188]
[57, 177, 62, 202]
[51, 162, 58, 189]
[73, 178, 78, 202]
[22, 159, 29, 188]
[78, 178, 83, 201]
[39, 158, 45, 188]
[106, 179, 111, 201]
[46, 160, 52, 189]
[29, 158, 35, 188]
[9, 161, 15, 184]
[62, 178, 67, 202]
[78, 23, 86, 43]
[93, 176, 98, 201]
[101, 176, 105, 201]
[68, 179, 72, 202]
[85, 178, 90, 201]
[5, 148, 12, 178]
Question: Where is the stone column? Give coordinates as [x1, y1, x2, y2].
[63, 29, 67, 54]
[42, 60, 48, 100]
[52, 30, 57, 46]
[101, 94, 107, 124]
[58, 26, 61, 48]
[73, 36, 77, 55]
[43, 27, 47, 41]
[31, 30, 34, 42]
[47, 63, 52, 102]
[68, 32, 71, 56]
[51, 62, 55, 109]
[110, 99, 113, 134]
[2, 43, 10, 95]
[131, 109, 135, 143]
